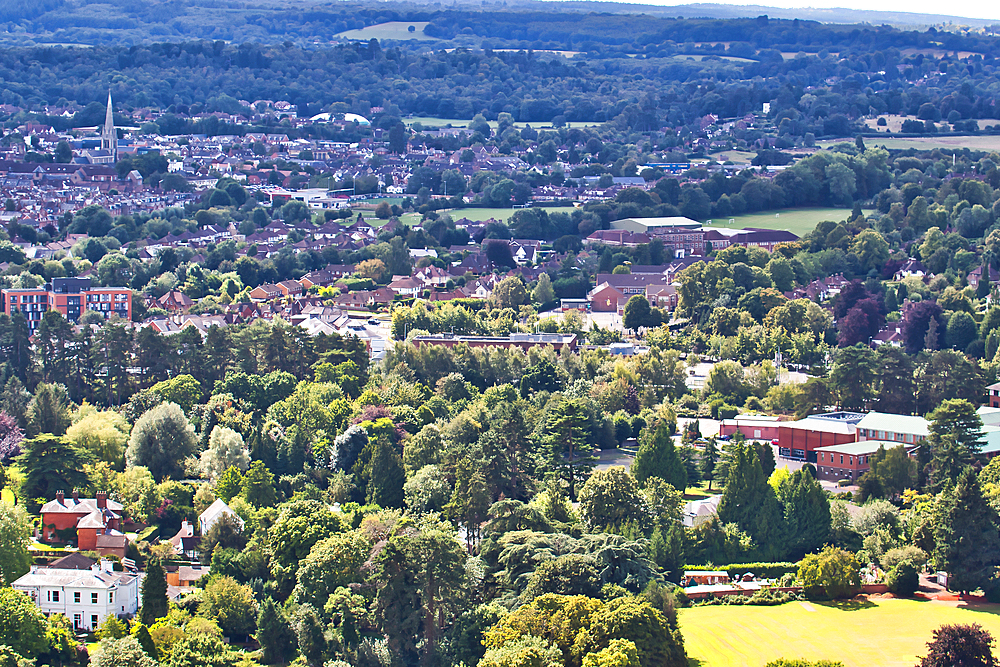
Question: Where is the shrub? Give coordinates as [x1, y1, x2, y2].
[886, 561, 920, 597]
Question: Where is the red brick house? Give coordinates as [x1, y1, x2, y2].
[40, 491, 126, 557]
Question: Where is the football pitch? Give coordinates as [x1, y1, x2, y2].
[681, 598, 1000, 667]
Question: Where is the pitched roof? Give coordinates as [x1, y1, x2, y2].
[40, 496, 123, 514]
[856, 412, 929, 437]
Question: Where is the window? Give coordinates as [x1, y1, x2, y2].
[840, 455, 844, 464]
[91, 615, 99, 629]
[74, 592, 81, 603]
[74, 614, 81, 628]
[52, 591, 59, 602]
[109, 592, 114, 604]
[91, 592, 98, 604]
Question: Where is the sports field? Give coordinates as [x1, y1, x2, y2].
[708, 207, 870, 238]
[336, 21, 434, 41]
[681, 598, 1000, 667]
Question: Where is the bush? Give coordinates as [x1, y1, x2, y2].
[798, 546, 861, 600]
[686, 562, 800, 580]
[886, 561, 920, 597]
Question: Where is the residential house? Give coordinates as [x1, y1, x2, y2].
[277, 280, 304, 297]
[249, 283, 282, 301]
[199, 499, 244, 536]
[988, 381, 1000, 409]
[894, 259, 927, 281]
[156, 290, 194, 313]
[969, 265, 999, 289]
[388, 275, 422, 297]
[40, 491, 125, 557]
[169, 520, 199, 559]
[12, 560, 141, 631]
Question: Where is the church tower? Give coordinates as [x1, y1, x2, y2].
[101, 90, 118, 162]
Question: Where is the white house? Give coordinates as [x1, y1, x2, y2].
[12, 561, 142, 631]
[199, 498, 244, 536]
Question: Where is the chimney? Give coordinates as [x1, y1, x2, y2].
[56, 490, 64, 503]
[72, 489, 79, 502]
[96, 491, 107, 509]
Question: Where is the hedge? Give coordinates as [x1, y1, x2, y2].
[685, 562, 800, 579]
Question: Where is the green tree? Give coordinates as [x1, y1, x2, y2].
[934, 468, 1000, 594]
[700, 438, 719, 490]
[0, 589, 47, 660]
[533, 273, 556, 306]
[623, 295, 657, 332]
[829, 344, 876, 411]
[140, 559, 168, 625]
[542, 399, 598, 500]
[480, 635, 562, 667]
[578, 467, 649, 532]
[241, 460, 277, 508]
[777, 469, 831, 558]
[798, 546, 861, 600]
[0, 502, 32, 586]
[292, 532, 370, 609]
[214, 466, 243, 503]
[25, 382, 71, 437]
[150, 375, 202, 413]
[126, 402, 197, 482]
[490, 276, 528, 309]
[717, 443, 787, 560]
[632, 421, 687, 492]
[928, 399, 984, 488]
[164, 633, 240, 667]
[355, 434, 405, 508]
[92, 636, 158, 667]
[199, 426, 249, 482]
[256, 597, 296, 665]
[201, 576, 257, 637]
[65, 409, 130, 466]
[16, 435, 90, 502]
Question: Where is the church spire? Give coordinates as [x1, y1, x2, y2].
[101, 90, 118, 162]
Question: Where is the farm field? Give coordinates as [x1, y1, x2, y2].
[707, 207, 869, 238]
[335, 21, 434, 41]
[681, 598, 1000, 667]
[821, 134, 1000, 151]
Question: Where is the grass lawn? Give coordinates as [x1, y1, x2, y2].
[335, 21, 434, 41]
[708, 207, 871, 238]
[681, 598, 1000, 667]
[440, 206, 576, 223]
[820, 135, 1000, 151]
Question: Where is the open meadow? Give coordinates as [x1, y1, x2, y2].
[335, 21, 434, 41]
[681, 598, 1000, 667]
[708, 207, 869, 238]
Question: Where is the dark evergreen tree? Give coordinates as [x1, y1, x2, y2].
[934, 468, 1000, 594]
[717, 443, 787, 560]
[140, 559, 168, 625]
[780, 469, 832, 558]
[632, 421, 687, 492]
[700, 437, 719, 491]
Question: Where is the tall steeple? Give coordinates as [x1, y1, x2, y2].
[101, 90, 117, 162]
